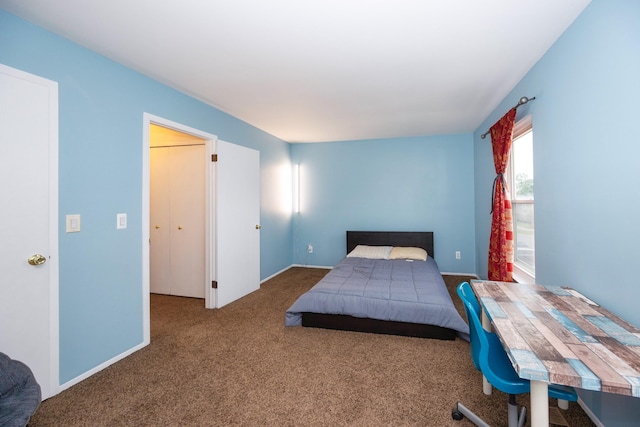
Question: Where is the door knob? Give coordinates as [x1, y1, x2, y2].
[255, 224, 262, 229]
[28, 254, 47, 266]
[155, 225, 160, 229]
[178, 225, 183, 230]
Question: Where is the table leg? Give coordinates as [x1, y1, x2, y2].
[483, 377, 492, 395]
[530, 380, 549, 427]
[481, 309, 493, 395]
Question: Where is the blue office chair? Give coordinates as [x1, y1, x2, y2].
[457, 281, 481, 372]
[452, 282, 577, 427]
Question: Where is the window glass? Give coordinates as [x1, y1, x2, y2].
[509, 118, 534, 278]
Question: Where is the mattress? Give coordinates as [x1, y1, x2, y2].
[285, 256, 470, 340]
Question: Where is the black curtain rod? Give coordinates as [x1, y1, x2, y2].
[480, 96, 536, 139]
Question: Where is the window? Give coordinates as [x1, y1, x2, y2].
[507, 115, 534, 281]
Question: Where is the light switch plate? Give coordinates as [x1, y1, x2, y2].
[66, 214, 81, 233]
[117, 213, 127, 229]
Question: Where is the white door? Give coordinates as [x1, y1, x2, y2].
[149, 146, 172, 295]
[169, 145, 206, 298]
[0, 64, 59, 399]
[215, 141, 260, 307]
[150, 144, 206, 298]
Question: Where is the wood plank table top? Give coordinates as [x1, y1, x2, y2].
[470, 280, 640, 398]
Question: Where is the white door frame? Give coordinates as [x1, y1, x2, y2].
[142, 114, 217, 338]
[0, 63, 59, 398]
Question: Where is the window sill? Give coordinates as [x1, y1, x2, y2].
[512, 266, 535, 284]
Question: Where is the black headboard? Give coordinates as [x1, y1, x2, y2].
[346, 231, 434, 258]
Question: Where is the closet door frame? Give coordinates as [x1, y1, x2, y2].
[142, 114, 217, 342]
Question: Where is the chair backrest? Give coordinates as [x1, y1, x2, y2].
[456, 282, 482, 370]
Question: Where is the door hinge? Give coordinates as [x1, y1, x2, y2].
[211, 154, 218, 162]
[211, 280, 218, 289]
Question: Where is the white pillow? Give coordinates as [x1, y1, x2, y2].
[388, 246, 428, 261]
[346, 245, 393, 259]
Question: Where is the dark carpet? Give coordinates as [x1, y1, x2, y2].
[29, 268, 595, 426]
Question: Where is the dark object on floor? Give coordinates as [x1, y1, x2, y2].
[0, 352, 42, 427]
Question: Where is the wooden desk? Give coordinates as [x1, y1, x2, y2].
[470, 280, 640, 427]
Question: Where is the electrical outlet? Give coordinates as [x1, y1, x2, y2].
[117, 213, 127, 229]
[455, 251, 461, 260]
[307, 244, 313, 254]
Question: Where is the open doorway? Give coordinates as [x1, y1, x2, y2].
[141, 114, 217, 343]
[149, 125, 207, 298]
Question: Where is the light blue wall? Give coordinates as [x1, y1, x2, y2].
[473, 1, 640, 425]
[1, 11, 293, 383]
[291, 135, 476, 273]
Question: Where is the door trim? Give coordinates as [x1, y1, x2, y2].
[46, 69, 60, 400]
[142, 114, 217, 338]
[0, 63, 60, 398]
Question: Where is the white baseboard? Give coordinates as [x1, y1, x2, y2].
[260, 264, 333, 284]
[260, 265, 294, 283]
[265, 266, 477, 281]
[58, 340, 149, 394]
[291, 263, 332, 270]
[577, 397, 605, 427]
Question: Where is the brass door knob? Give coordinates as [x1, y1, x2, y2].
[28, 254, 47, 266]
[255, 224, 261, 229]
[178, 225, 183, 230]
[155, 225, 160, 229]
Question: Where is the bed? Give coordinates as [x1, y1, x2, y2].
[285, 231, 470, 340]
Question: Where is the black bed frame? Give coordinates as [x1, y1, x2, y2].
[346, 230, 434, 258]
[301, 231, 457, 340]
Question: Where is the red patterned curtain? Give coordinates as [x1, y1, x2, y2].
[488, 108, 516, 281]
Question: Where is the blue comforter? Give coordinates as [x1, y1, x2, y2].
[285, 256, 470, 340]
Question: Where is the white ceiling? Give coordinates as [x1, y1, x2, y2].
[1, 0, 590, 142]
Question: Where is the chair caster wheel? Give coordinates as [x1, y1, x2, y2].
[452, 408, 464, 421]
